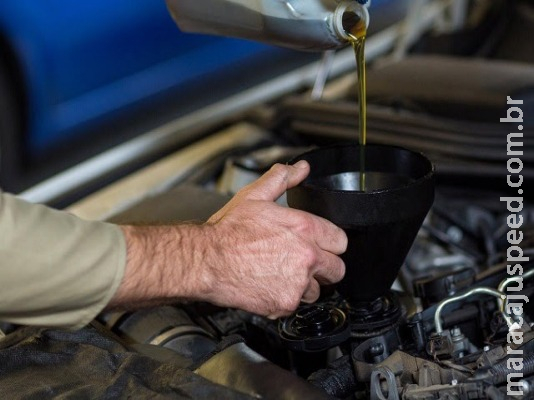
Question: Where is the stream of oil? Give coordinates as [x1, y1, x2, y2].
[348, 24, 367, 192]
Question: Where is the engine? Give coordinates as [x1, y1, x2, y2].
[98, 140, 534, 399]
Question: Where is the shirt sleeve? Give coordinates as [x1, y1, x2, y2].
[0, 190, 126, 329]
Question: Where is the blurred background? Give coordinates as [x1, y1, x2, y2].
[0, 0, 532, 206]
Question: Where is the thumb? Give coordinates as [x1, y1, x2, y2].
[244, 161, 310, 202]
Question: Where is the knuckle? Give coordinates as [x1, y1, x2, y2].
[267, 163, 289, 185]
[270, 163, 288, 177]
[300, 245, 317, 267]
[294, 213, 314, 234]
[235, 186, 254, 201]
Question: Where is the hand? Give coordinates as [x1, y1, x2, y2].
[202, 161, 347, 318]
[112, 161, 347, 319]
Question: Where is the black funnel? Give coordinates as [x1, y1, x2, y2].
[287, 144, 434, 303]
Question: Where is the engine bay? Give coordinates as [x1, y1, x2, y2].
[89, 48, 533, 397]
[1, 1, 534, 399]
[96, 137, 533, 399]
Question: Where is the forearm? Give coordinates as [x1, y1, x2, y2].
[108, 224, 213, 309]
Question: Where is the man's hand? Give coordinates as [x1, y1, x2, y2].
[202, 161, 347, 318]
[110, 161, 347, 319]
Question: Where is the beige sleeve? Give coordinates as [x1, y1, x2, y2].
[0, 190, 126, 329]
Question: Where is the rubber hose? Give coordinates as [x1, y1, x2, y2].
[491, 353, 534, 384]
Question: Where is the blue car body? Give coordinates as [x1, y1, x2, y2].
[0, 0, 277, 156]
[0, 0, 396, 157]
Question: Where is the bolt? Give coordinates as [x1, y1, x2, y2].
[369, 343, 385, 357]
[451, 327, 462, 337]
[446, 226, 463, 242]
[483, 345, 490, 351]
[451, 379, 458, 386]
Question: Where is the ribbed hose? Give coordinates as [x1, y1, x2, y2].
[491, 353, 534, 384]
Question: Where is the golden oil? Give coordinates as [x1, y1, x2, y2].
[347, 19, 367, 192]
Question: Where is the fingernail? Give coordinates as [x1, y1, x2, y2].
[294, 160, 308, 169]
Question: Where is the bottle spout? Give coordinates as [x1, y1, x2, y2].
[333, 1, 370, 41]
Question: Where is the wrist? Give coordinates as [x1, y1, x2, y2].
[170, 223, 215, 301]
[111, 223, 215, 308]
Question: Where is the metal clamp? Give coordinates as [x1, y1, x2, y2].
[370, 366, 400, 400]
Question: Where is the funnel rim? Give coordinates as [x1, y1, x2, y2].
[292, 143, 434, 196]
